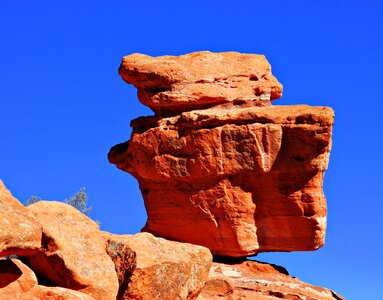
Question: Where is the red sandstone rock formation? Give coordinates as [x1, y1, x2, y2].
[109, 51, 334, 257]
[0, 49, 340, 298]
[105, 239, 137, 300]
[26, 201, 119, 300]
[197, 260, 344, 300]
[0, 258, 94, 300]
[118, 51, 282, 115]
[0, 180, 42, 257]
[102, 232, 212, 300]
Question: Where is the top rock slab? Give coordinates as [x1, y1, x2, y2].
[119, 51, 283, 115]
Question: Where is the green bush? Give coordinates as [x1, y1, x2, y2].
[25, 195, 42, 206]
[65, 187, 91, 216]
[26, 187, 92, 217]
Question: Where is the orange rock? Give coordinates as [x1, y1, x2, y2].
[24, 286, 95, 300]
[0, 180, 42, 257]
[102, 232, 212, 300]
[109, 105, 334, 256]
[197, 260, 344, 300]
[118, 51, 282, 115]
[105, 238, 136, 300]
[26, 201, 118, 300]
[0, 258, 37, 297]
[0, 258, 94, 300]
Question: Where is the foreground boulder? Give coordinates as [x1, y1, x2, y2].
[109, 103, 333, 256]
[103, 232, 212, 300]
[197, 260, 344, 300]
[118, 51, 282, 115]
[0, 258, 94, 300]
[26, 201, 118, 300]
[0, 180, 42, 257]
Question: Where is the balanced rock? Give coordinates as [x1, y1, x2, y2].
[26, 201, 118, 300]
[110, 51, 334, 257]
[102, 232, 212, 300]
[0, 180, 42, 257]
[119, 51, 282, 115]
[197, 260, 344, 300]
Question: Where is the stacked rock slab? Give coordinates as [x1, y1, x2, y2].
[109, 51, 334, 257]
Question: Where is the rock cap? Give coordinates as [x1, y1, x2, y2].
[119, 51, 283, 115]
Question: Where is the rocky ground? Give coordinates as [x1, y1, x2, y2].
[0, 181, 343, 299]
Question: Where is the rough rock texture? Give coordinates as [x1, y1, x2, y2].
[0, 258, 37, 297]
[119, 51, 282, 115]
[26, 201, 118, 300]
[0, 258, 94, 300]
[24, 286, 95, 300]
[109, 104, 333, 256]
[0, 180, 42, 257]
[102, 232, 212, 300]
[105, 238, 137, 300]
[197, 260, 344, 300]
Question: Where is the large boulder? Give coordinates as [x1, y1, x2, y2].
[118, 51, 282, 115]
[26, 201, 118, 300]
[0, 180, 42, 257]
[103, 232, 212, 300]
[197, 260, 344, 300]
[109, 104, 333, 256]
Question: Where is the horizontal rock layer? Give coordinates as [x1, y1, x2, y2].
[119, 51, 282, 115]
[109, 105, 334, 256]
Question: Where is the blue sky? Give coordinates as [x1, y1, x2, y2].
[1, 1, 382, 298]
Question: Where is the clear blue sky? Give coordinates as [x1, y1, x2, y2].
[1, 1, 382, 298]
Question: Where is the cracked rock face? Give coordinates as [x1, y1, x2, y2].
[110, 51, 334, 257]
[102, 232, 212, 300]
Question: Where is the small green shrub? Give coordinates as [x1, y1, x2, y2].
[25, 195, 42, 206]
[25, 188, 93, 218]
[65, 187, 91, 216]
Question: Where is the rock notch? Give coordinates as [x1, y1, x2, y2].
[109, 51, 334, 257]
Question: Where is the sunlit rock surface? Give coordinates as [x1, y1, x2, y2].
[118, 51, 282, 115]
[110, 51, 334, 256]
[0, 180, 42, 257]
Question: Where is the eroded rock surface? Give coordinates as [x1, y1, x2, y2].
[0, 258, 94, 300]
[0, 180, 42, 257]
[197, 260, 344, 300]
[109, 104, 333, 256]
[26, 201, 118, 300]
[105, 238, 137, 300]
[119, 51, 282, 115]
[102, 232, 212, 300]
